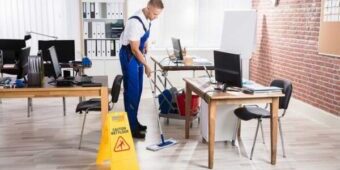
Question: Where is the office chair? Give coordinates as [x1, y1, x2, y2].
[233, 79, 293, 160]
[1, 47, 30, 79]
[76, 75, 123, 149]
[0, 47, 33, 114]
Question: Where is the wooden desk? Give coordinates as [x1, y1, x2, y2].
[0, 76, 109, 124]
[184, 78, 284, 169]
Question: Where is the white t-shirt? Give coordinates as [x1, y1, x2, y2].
[120, 9, 151, 46]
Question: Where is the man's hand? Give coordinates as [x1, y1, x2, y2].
[143, 46, 148, 54]
[144, 64, 152, 77]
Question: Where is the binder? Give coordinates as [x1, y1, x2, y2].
[101, 22, 106, 38]
[83, 21, 88, 39]
[115, 40, 120, 56]
[118, 0, 124, 19]
[90, 3, 95, 18]
[92, 21, 97, 38]
[106, 40, 111, 57]
[96, 22, 102, 38]
[110, 40, 115, 56]
[101, 40, 106, 57]
[86, 2, 91, 18]
[82, 2, 87, 18]
[113, 2, 118, 19]
[101, 3, 107, 18]
[107, 3, 112, 19]
[92, 40, 97, 57]
[97, 40, 102, 57]
[95, 2, 101, 19]
[88, 22, 93, 38]
[86, 40, 92, 57]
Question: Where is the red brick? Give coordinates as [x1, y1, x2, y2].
[251, 0, 339, 116]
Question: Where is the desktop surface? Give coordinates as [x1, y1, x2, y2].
[151, 56, 214, 71]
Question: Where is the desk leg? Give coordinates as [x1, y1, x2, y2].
[185, 83, 192, 139]
[270, 97, 279, 165]
[208, 101, 216, 169]
[101, 87, 109, 125]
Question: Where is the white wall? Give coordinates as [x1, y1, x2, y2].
[0, 0, 81, 59]
[0, 0, 251, 56]
[0, 0, 252, 87]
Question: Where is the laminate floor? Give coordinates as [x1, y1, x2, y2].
[0, 95, 339, 170]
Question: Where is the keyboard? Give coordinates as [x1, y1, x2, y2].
[80, 76, 93, 83]
[74, 76, 93, 85]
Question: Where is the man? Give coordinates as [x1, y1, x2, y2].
[119, 0, 164, 138]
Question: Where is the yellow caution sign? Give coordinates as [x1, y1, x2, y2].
[96, 112, 139, 170]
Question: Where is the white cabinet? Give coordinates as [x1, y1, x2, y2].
[199, 99, 239, 142]
[80, 0, 126, 84]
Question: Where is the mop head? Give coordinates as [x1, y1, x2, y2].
[146, 138, 177, 151]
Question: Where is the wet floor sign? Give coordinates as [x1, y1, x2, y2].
[96, 112, 139, 170]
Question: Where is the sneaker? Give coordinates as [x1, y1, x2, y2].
[137, 121, 147, 131]
[132, 130, 145, 139]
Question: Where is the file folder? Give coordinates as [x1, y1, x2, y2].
[86, 2, 91, 18]
[87, 40, 92, 57]
[90, 3, 95, 18]
[101, 40, 106, 57]
[106, 40, 111, 57]
[92, 21, 97, 38]
[110, 40, 115, 56]
[97, 40, 102, 57]
[82, 2, 87, 18]
[92, 40, 97, 57]
[84, 21, 88, 39]
[115, 40, 120, 57]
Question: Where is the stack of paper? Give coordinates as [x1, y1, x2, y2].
[244, 84, 282, 93]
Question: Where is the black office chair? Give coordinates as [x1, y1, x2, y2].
[76, 75, 123, 149]
[1, 47, 30, 79]
[234, 79, 293, 160]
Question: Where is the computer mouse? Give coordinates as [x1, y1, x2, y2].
[242, 89, 253, 94]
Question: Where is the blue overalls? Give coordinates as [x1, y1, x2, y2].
[119, 16, 151, 132]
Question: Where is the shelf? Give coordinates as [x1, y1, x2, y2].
[83, 18, 124, 22]
[88, 57, 119, 60]
[85, 38, 119, 40]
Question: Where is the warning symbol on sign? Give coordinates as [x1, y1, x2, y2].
[114, 136, 130, 152]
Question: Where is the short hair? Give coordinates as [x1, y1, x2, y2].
[148, 0, 164, 9]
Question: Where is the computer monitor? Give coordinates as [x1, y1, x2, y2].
[0, 39, 26, 64]
[214, 50, 242, 91]
[48, 46, 62, 79]
[171, 37, 183, 61]
[38, 40, 75, 63]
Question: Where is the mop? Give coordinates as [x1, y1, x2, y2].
[146, 77, 177, 151]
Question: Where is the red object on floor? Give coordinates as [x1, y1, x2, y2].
[177, 92, 200, 116]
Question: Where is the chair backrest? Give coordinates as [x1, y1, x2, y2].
[111, 75, 123, 104]
[0, 50, 3, 68]
[270, 79, 293, 110]
[17, 47, 30, 79]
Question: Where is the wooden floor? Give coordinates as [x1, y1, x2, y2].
[0, 95, 339, 170]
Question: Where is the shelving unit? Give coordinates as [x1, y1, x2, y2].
[80, 0, 126, 85]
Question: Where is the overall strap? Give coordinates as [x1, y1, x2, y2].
[129, 16, 151, 32]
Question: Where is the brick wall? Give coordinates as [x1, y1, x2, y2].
[251, 0, 340, 116]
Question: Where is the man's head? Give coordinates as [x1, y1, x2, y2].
[145, 0, 164, 21]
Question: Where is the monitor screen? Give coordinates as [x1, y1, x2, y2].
[0, 39, 26, 64]
[214, 50, 242, 89]
[171, 37, 183, 61]
[39, 40, 75, 63]
[48, 46, 62, 79]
